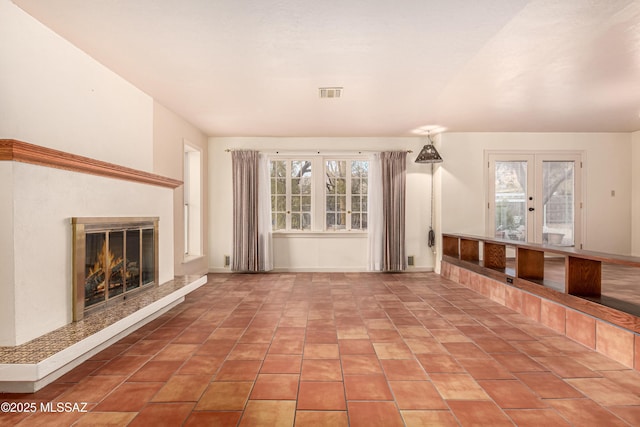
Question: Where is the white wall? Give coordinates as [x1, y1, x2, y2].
[272, 235, 368, 272]
[632, 131, 640, 256]
[153, 101, 209, 276]
[0, 0, 153, 171]
[441, 132, 633, 255]
[209, 137, 438, 272]
[0, 163, 16, 345]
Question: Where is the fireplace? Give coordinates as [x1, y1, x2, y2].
[72, 217, 159, 321]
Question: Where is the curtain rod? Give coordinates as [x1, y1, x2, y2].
[224, 149, 413, 154]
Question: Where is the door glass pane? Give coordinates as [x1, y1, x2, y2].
[291, 213, 300, 230]
[302, 196, 311, 211]
[302, 213, 311, 229]
[273, 213, 286, 230]
[542, 161, 574, 246]
[351, 213, 361, 229]
[495, 161, 527, 241]
[291, 196, 300, 211]
[352, 195, 361, 211]
[291, 178, 300, 194]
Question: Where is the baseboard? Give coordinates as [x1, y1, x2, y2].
[209, 266, 435, 273]
[208, 267, 234, 273]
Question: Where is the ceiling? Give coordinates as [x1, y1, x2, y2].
[12, 0, 640, 136]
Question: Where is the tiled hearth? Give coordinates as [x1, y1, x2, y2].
[1, 272, 639, 426]
[0, 276, 207, 392]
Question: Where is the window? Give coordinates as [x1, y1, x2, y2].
[325, 160, 368, 230]
[184, 143, 202, 256]
[270, 159, 312, 231]
[269, 156, 368, 232]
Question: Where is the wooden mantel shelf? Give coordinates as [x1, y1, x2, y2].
[0, 139, 182, 189]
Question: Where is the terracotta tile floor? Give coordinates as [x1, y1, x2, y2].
[2, 272, 639, 426]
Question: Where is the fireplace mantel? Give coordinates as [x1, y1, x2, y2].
[0, 138, 178, 353]
[0, 139, 182, 188]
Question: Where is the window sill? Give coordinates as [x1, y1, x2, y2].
[272, 231, 368, 238]
[183, 254, 205, 264]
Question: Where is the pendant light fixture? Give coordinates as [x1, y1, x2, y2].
[414, 133, 443, 164]
[415, 132, 443, 252]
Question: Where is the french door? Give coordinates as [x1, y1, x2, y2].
[488, 152, 582, 247]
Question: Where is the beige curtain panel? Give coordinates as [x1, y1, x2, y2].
[381, 151, 407, 272]
[231, 150, 260, 272]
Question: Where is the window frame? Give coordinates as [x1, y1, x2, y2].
[324, 158, 369, 232]
[183, 142, 202, 258]
[270, 158, 314, 232]
[269, 155, 369, 234]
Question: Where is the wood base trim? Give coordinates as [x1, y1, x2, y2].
[0, 139, 182, 188]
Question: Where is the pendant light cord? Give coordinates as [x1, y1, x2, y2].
[428, 162, 436, 252]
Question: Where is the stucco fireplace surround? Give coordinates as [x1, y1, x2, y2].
[0, 139, 206, 392]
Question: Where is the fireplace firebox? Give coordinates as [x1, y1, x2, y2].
[72, 217, 159, 321]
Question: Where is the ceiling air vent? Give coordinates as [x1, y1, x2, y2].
[319, 87, 343, 99]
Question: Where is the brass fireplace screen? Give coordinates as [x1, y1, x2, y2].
[72, 217, 159, 321]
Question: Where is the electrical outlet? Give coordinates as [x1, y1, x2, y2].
[408, 255, 415, 266]
[224, 255, 230, 267]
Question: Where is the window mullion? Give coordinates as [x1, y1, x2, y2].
[286, 160, 292, 231]
[312, 157, 320, 231]
[317, 157, 325, 232]
[346, 166, 352, 231]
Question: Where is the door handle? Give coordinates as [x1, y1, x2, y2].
[528, 207, 535, 212]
